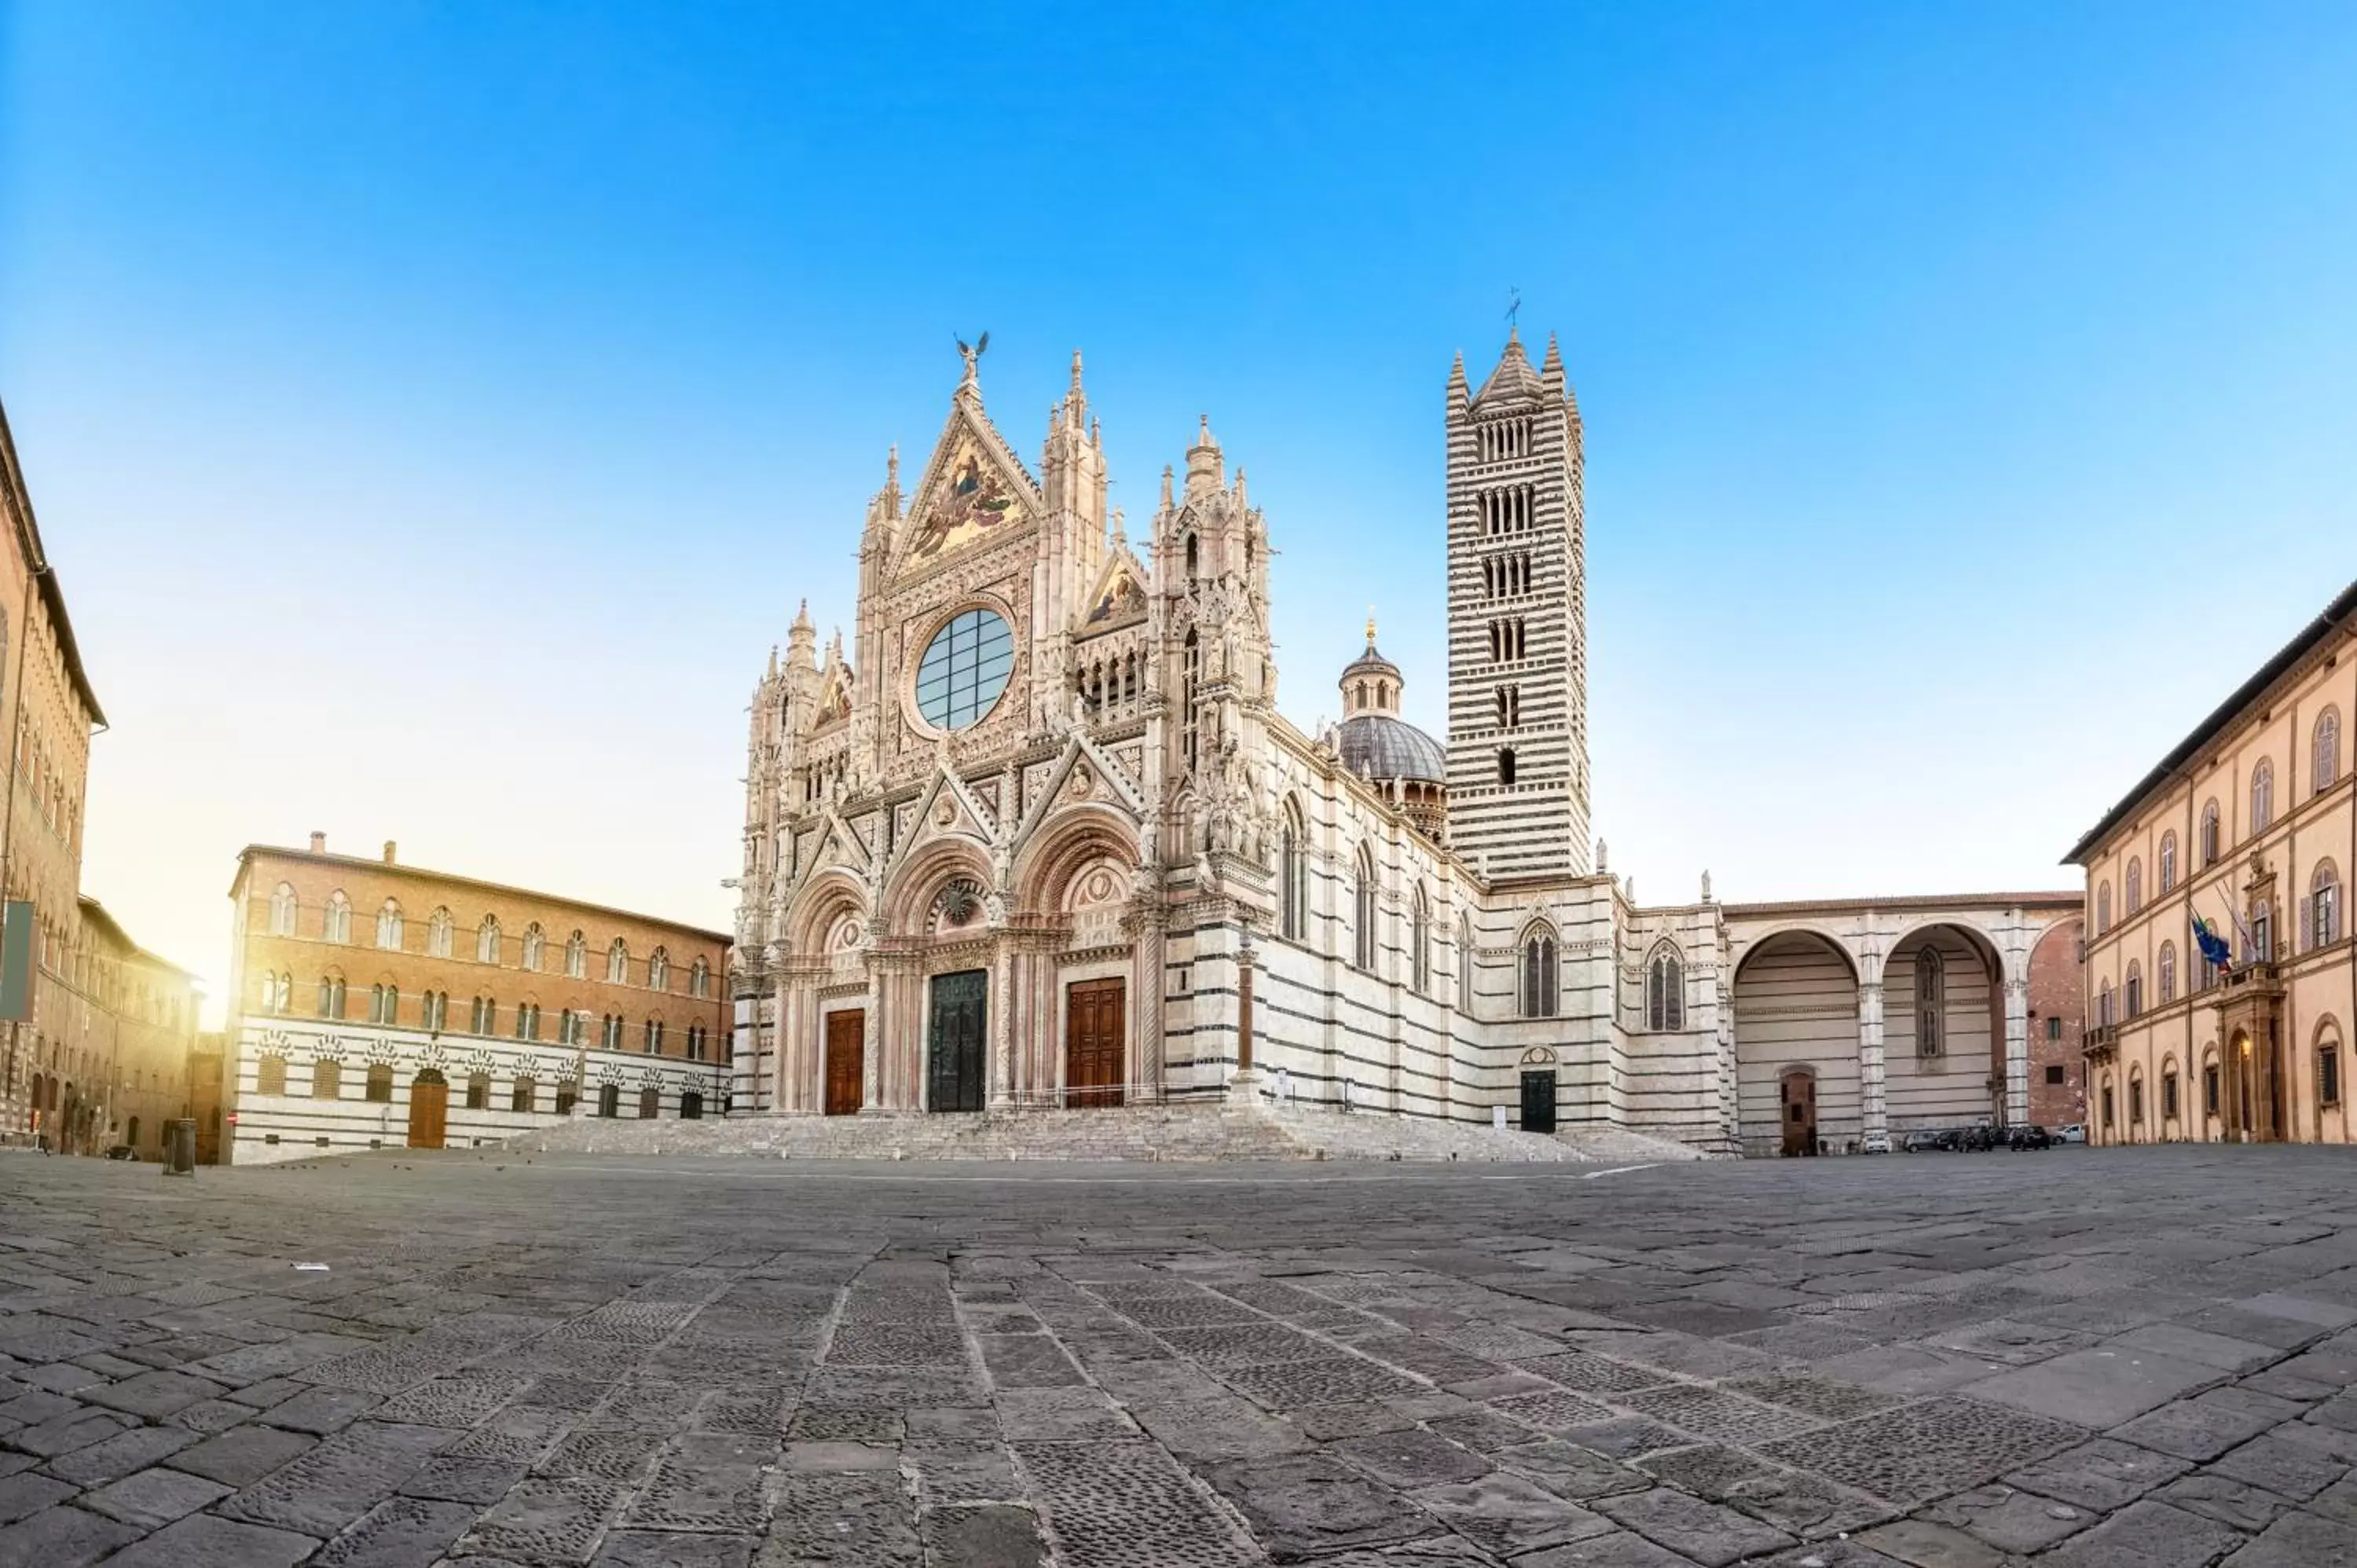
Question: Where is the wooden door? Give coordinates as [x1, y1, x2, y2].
[1519, 1070, 1557, 1134]
[408, 1070, 449, 1149]
[1065, 979, 1126, 1108]
[825, 1009, 865, 1116]
[928, 971, 987, 1113]
[1780, 1071, 1815, 1156]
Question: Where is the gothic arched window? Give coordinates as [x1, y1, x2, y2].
[607, 939, 630, 984]
[2253, 760, 2275, 834]
[1646, 944, 1684, 1031]
[269, 883, 297, 936]
[376, 899, 403, 950]
[2317, 709, 2343, 794]
[324, 891, 351, 943]
[2159, 832, 2178, 893]
[1915, 946, 1945, 1057]
[690, 957, 711, 999]
[476, 917, 501, 965]
[566, 930, 587, 978]
[2126, 859, 2143, 915]
[522, 923, 545, 972]
[2158, 941, 2177, 1003]
[649, 947, 670, 991]
[1352, 849, 1378, 972]
[1411, 889, 1431, 995]
[1279, 800, 1307, 941]
[1519, 929, 1558, 1019]
[427, 907, 453, 958]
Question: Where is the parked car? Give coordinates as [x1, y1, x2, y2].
[2009, 1125, 2053, 1150]
[1860, 1132, 1892, 1155]
[2054, 1123, 2087, 1144]
[1901, 1130, 1941, 1152]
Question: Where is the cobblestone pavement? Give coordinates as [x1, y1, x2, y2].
[7, 1145, 2357, 1567]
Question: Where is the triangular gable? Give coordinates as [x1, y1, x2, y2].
[887, 761, 1003, 879]
[893, 392, 1040, 580]
[1075, 540, 1149, 635]
[812, 665, 852, 730]
[1015, 729, 1147, 846]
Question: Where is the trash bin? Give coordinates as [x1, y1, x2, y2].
[163, 1119, 197, 1177]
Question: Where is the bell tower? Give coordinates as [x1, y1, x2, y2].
[1443, 329, 1590, 881]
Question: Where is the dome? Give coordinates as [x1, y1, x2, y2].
[1337, 713, 1446, 783]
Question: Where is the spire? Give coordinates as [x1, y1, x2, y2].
[786, 600, 817, 669]
[790, 598, 813, 636]
[886, 444, 898, 489]
[1070, 348, 1084, 395]
[1541, 332, 1562, 375]
[1160, 463, 1175, 511]
[1185, 416, 1222, 496]
[1447, 350, 1469, 409]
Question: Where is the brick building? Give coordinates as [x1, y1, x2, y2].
[224, 835, 731, 1163]
[2025, 915, 2087, 1129]
[0, 397, 197, 1156]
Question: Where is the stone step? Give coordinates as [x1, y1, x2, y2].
[508, 1102, 1642, 1164]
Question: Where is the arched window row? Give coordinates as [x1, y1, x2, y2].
[257, 886, 702, 993]
[1645, 945, 1684, 1032]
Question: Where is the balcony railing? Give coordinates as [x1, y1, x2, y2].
[2083, 1022, 2118, 1058]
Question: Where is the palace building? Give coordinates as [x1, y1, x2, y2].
[730, 338, 2080, 1152]
[2068, 581, 2357, 1145]
[223, 835, 730, 1163]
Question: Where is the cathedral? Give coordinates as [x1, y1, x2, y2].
[728, 334, 2076, 1153]
[728, 330, 1745, 1149]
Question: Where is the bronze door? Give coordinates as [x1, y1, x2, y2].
[1780, 1071, 1816, 1156]
[928, 970, 987, 1113]
[1065, 979, 1126, 1108]
[407, 1070, 449, 1149]
[824, 1009, 865, 1116]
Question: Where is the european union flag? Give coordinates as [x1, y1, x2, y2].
[2191, 913, 2234, 969]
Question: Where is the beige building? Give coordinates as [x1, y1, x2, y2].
[2068, 581, 2357, 1145]
[73, 896, 202, 1156]
[0, 397, 183, 1156]
[225, 835, 731, 1162]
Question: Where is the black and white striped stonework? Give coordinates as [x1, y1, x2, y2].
[1442, 335, 1591, 880]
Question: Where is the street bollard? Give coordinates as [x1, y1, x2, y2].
[163, 1119, 196, 1177]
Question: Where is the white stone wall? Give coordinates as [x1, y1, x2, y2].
[225, 1017, 733, 1166]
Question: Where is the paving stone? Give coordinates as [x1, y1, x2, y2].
[592, 1531, 757, 1568]
[918, 1503, 1049, 1567]
[1963, 1346, 2226, 1427]
[38, 1422, 199, 1486]
[761, 1469, 919, 1566]
[1562, 1416, 1691, 1460]
[627, 1432, 777, 1533]
[2001, 1437, 2194, 1511]
[0, 1468, 78, 1523]
[2158, 1471, 2296, 1532]
[310, 1496, 481, 1568]
[165, 1421, 317, 1486]
[464, 1475, 624, 1564]
[262, 1385, 386, 1434]
[1409, 1470, 1611, 1554]
[77, 1464, 233, 1527]
[1853, 1518, 2014, 1567]
[1637, 1443, 1775, 1501]
[1593, 1486, 1796, 1566]
[1510, 1530, 1719, 1566]
[0, 1503, 145, 1568]
[1200, 1451, 1429, 1559]
[81, 1368, 227, 1419]
[3, 1405, 134, 1457]
[88, 1511, 322, 1568]
[2113, 1388, 2308, 1462]
[398, 1453, 528, 1504]
[2040, 1497, 2249, 1568]
[1499, 1438, 1655, 1502]
[2221, 1509, 2357, 1566]
[216, 1422, 449, 1537]
[1621, 1384, 1823, 1447]
[1757, 1397, 2088, 1507]
[1719, 1465, 1894, 1538]
[1919, 1483, 2093, 1552]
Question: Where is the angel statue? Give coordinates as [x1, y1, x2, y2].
[955, 331, 990, 384]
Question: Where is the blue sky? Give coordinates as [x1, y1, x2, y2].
[3, 2, 2353, 1012]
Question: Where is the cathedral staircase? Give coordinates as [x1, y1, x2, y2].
[506, 1101, 1626, 1164]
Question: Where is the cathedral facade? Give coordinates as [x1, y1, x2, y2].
[728, 336, 2073, 1152]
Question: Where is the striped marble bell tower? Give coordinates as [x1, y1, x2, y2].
[1442, 329, 1590, 881]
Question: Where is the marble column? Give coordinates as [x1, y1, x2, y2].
[1857, 978, 1887, 1141]
[2003, 974, 2031, 1126]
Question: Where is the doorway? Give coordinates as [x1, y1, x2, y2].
[928, 970, 987, 1112]
[1519, 1070, 1557, 1134]
[1780, 1069, 1816, 1156]
[1065, 979, 1126, 1108]
[825, 1009, 865, 1116]
[408, 1068, 449, 1149]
